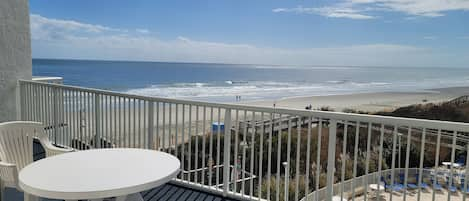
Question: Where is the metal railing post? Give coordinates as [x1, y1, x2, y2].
[53, 87, 59, 144]
[464, 144, 469, 201]
[148, 101, 154, 150]
[326, 120, 338, 201]
[222, 108, 232, 196]
[283, 162, 289, 201]
[94, 93, 101, 148]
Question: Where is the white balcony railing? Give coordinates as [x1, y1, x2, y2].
[18, 79, 469, 201]
[31, 76, 63, 84]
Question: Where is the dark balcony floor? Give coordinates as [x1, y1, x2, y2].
[143, 183, 236, 201]
[5, 183, 237, 201]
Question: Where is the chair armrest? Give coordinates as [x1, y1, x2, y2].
[0, 161, 16, 168]
[43, 143, 74, 157]
[0, 161, 18, 184]
[37, 134, 74, 157]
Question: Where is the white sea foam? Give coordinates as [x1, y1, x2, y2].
[124, 75, 469, 102]
[125, 80, 401, 102]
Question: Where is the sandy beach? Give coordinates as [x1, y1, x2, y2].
[244, 87, 469, 112]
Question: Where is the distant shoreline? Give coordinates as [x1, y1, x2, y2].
[242, 86, 469, 113]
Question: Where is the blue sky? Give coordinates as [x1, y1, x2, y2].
[30, 0, 469, 67]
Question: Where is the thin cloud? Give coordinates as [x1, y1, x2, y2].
[274, 0, 469, 19]
[272, 6, 375, 19]
[30, 14, 468, 67]
[423, 36, 438, 40]
[348, 0, 469, 17]
[272, 8, 287, 13]
[30, 14, 123, 34]
[136, 29, 150, 34]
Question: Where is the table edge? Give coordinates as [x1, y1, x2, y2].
[19, 168, 180, 200]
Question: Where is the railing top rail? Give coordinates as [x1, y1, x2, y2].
[32, 76, 63, 81]
[19, 79, 469, 132]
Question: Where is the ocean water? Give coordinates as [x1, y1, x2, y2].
[33, 59, 469, 102]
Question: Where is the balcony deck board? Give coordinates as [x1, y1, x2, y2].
[166, 187, 185, 201]
[200, 194, 212, 201]
[148, 185, 172, 201]
[142, 185, 164, 200]
[156, 184, 180, 201]
[173, 188, 192, 201]
[189, 191, 204, 201]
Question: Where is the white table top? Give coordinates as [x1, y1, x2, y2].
[19, 148, 180, 200]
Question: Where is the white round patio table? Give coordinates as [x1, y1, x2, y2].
[19, 148, 180, 201]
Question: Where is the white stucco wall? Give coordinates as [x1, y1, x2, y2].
[0, 0, 32, 122]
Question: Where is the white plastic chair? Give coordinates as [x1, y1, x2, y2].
[0, 121, 73, 201]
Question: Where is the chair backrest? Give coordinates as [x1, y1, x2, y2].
[0, 121, 45, 171]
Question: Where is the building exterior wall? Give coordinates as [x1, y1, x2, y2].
[0, 0, 32, 122]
